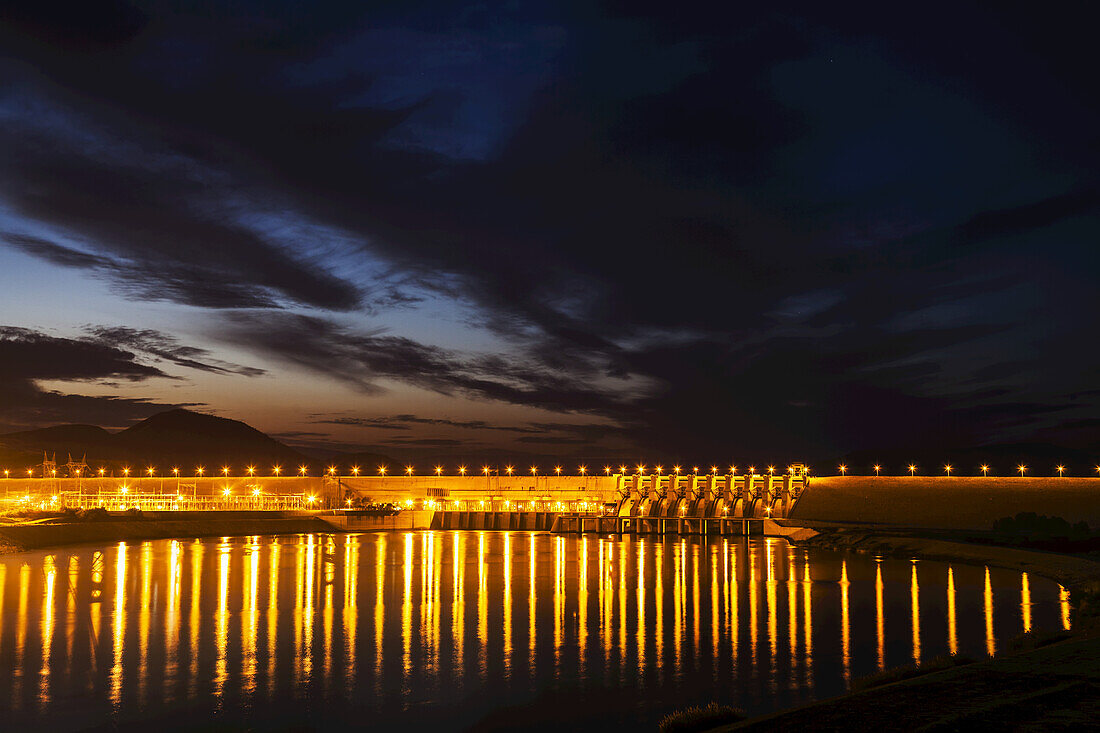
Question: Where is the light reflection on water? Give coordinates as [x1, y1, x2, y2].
[0, 532, 1072, 731]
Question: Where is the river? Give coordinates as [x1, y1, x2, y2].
[0, 532, 1072, 730]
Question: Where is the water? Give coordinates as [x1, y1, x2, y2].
[0, 532, 1071, 731]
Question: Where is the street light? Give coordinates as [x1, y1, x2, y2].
[406, 466, 414, 476]
[506, 465, 514, 475]
[147, 467, 155, 476]
[172, 467, 179, 476]
[459, 466, 467, 475]
[123, 467, 130, 477]
[838, 465, 846, 476]
[197, 466, 204, 476]
[579, 466, 587, 475]
[435, 466, 443, 476]
[299, 465, 308, 476]
[981, 465, 989, 476]
[1018, 464, 1027, 476]
[379, 465, 387, 475]
[674, 465, 681, 474]
[554, 466, 562, 475]
[944, 464, 952, 476]
[1057, 465, 1065, 477]
[873, 464, 881, 476]
[483, 466, 491, 475]
[530, 466, 538, 475]
[711, 466, 718, 474]
[603, 466, 610, 475]
[247, 466, 255, 477]
[273, 465, 281, 476]
[328, 466, 336, 475]
[221, 466, 229, 477]
[908, 464, 917, 476]
[768, 466, 775, 475]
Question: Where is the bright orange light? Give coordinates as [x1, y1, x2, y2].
[222, 488, 231, 497]
[99, 468, 106, 476]
[603, 465, 610, 474]
[247, 466, 256, 476]
[483, 466, 491, 475]
[674, 465, 681, 474]
[406, 466, 414, 475]
[749, 465, 756, 475]
[172, 467, 179, 476]
[273, 465, 281, 476]
[147, 467, 155, 476]
[873, 465, 881, 475]
[299, 465, 308, 475]
[530, 466, 538, 475]
[328, 466, 336, 475]
[579, 466, 587, 475]
[554, 466, 562, 475]
[459, 466, 467, 475]
[838, 464, 846, 475]
[27, 469, 33, 476]
[944, 464, 952, 475]
[981, 465, 989, 476]
[711, 466, 718, 474]
[1056, 465, 1065, 476]
[908, 464, 917, 475]
[351, 466, 360, 476]
[307, 495, 317, 504]
[1018, 464, 1027, 476]
[252, 487, 260, 496]
[506, 465, 514, 475]
[221, 466, 229, 476]
[435, 466, 443, 475]
[619, 465, 627, 474]
[637, 464, 645, 475]
[346, 498, 353, 506]
[768, 466, 775, 474]
[123, 467, 130, 476]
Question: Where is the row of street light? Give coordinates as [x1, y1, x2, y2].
[839, 463, 1094, 476]
[5, 462, 1098, 479]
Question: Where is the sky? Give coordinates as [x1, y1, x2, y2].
[0, 1, 1097, 467]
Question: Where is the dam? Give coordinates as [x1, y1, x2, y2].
[4, 468, 1097, 533]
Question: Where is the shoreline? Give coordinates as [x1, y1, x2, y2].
[789, 524, 1100, 594]
[0, 515, 337, 554]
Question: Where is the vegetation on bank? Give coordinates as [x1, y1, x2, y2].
[850, 653, 976, 693]
[658, 702, 744, 733]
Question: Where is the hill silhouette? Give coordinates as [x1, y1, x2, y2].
[0, 409, 394, 474]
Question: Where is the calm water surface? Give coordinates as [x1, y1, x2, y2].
[0, 532, 1072, 731]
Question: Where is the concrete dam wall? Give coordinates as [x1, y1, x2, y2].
[790, 476, 1100, 531]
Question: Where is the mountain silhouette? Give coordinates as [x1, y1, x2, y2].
[0, 409, 393, 474]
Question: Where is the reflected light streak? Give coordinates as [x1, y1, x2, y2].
[503, 533, 512, 674]
[875, 559, 885, 671]
[910, 561, 921, 666]
[138, 543, 152, 704]
[110, 543, 127, 709]
[452, 533, 465, 679]
[1021, 572, 1032, 634]
[214, 543, 230, 698]
[984, 566, 996, 657]
[1060, 585, 1072, 631]
[947, 566, 958, 656]
[403, 533, 413, 681]
[802, 552, 813, 688]
[343, 536, 358, 698]
[840, 559, 850, 686]
[637, 539, 646, 673]
[39, 555, 56, 709]
[268, 540, 281, 698]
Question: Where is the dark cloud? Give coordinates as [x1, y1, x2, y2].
[84, 326, 265, 376]
[317, 414, 544, 433]
[0, 326, 188, 430]
[1, 1, 1097, 458]
[220, 312, 634, 415]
